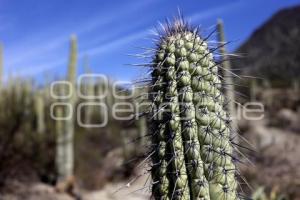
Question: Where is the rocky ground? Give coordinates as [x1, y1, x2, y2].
[0, 172, 150, 200]
[1, 108, 300, 200]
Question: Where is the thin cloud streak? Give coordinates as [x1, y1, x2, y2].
[5, 0, 241, 78]
[77, 0, 156, 35]
[190, 1, 243, 22]
[83, 30, 148, 56]
[4, 0, 157, 76]
[83, 2, 244, 57]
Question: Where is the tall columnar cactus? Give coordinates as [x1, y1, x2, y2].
[13, 78, 23, 103]
[106, 79, 115, 119]
[0, 43, 3, 90]
[148, 20, 239, 200]
[34, 91, 45, 134]
[137, 116, 147, 147]
[67, 35, 78, 86]
[292, 79, 299, 95]
[64, 35, 77, 178]
[95, 80, 105, 120]
[262, 79, 272, 108]
[216, 19, 238, 144]
[55, 105, 66, 179]
[83, 56, 94, 125]
[23, 81, 33, 131]
[250, 79, 257, 102]
[56, 35, 78, 182]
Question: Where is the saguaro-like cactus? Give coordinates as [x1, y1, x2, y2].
[262, 79, 272, 109]
[0, 43, 3, 89]
[64, 35, 77, 179]
[67, 35, 78, 85]
[149, 20, 238, 200]
[34, 91, 45, 134]
[56, 35, 78, 183]
[82, 56, 95, 125]
[292, 79, 299, 96]
[23, 81, 33, 131]
[217, 19, 238, 143]
[55, 106, 66, 179]
[250, 79, 258, 102]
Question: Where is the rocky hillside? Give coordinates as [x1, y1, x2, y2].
[233, 5, 300, 83]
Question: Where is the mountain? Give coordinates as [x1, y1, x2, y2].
[232, 5, 300, 83]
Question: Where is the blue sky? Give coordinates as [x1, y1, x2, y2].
[0, 0, 299, 83]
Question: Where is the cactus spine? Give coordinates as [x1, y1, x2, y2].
[217, 19, 238, 143]
[149, 20, 238, 200]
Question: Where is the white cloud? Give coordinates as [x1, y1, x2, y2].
[83, 30, 148, 56]
[4, 0, 242, 79]
[4, 0, 157, 77]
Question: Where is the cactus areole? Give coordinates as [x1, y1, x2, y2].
[149, 20, 239, 200]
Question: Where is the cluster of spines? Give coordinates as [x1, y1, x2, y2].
[148, 19, 239, 200]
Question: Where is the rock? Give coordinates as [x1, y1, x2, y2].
[275, 108, 298, 129]
[0, 181, 73, 200]
[241, 121, 300, 197]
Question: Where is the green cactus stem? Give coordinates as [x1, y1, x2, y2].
[250, 79, 257, 102]
[217, 19, 238, 144]
[23, 81, 33, 132]
[137, 116, 147, 147]
[292, 79, 299, 95]
[67, 35, 78, 86]
[56, 35, 78, 182]
[34, 91, 46, 134]
[0, 43, 3, 90]
[82, 57, 94, 125]
[94, 80, 105, 121]
[262, 79, 272, 108]
[106, 79, 115, 119]
[55, 105, 66, 179]
[64, 35, 77, 178]
[148, 19, 239, 200]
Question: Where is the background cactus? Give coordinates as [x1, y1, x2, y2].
[217, 19, 238, 144]
[65, 35, 77, 178]
[262, 80, 272, 109]
[82, 56, 95, 125]
[0, 43, 3, 90]
[55, 105, 66, 181]
[148, 19, 239, 200]
[250, 79, 258, 102]
[56, 35, 78, 183]
[23, 80, 34, 132]
[292, 79, 299, 94]
[67, 35, 78, 86]
[34, 91, 46, 134]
